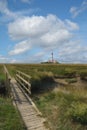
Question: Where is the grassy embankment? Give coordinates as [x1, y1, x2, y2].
[6, 64, 87, 130]
[0, 65, 26, 130]
[6, 63, 87, 88]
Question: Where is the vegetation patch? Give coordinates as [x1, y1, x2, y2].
[33, 87, 87, 130]
[0, 97, 26, 130]
[67, 102, 87, 125]
[65, 78, 77, 84]
[79, 71, 87, 80]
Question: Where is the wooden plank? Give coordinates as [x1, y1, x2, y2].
[16, 77, 31, 94]
[26, 123, 44, 129]
[16, 69, 32, 95]
[16, 70, 31, 79]
[16, 74, 31, 87]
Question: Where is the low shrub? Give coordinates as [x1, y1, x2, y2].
[68, 102, 87, 124]
[64, 71, 76, 78]
[79, 71, 87, 80]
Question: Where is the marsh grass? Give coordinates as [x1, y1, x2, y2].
[33, 85, 87, 130]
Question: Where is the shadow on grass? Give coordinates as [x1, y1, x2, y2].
[31, 78, 58, 95]
[0, 81, 7, 96]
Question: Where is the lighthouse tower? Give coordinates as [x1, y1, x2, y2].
[51, 52, 54, 63]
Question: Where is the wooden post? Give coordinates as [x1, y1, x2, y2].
[4, 65, 11, 97]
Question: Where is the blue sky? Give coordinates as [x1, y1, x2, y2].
[0, 0, 87, 63]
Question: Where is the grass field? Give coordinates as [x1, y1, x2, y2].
[0, 97, 26, 130]
[6, 63, 87, 130]
[6, 63, 87, 77]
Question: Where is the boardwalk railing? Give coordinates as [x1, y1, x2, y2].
[16, 70, 31, 95]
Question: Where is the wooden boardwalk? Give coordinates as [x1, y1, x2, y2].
[10, 78, 49, 130]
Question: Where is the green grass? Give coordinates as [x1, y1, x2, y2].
[33, 85, 87, 130]
[0, 65, 5, 82]
[6, 64, 87, 78]
[0, 65, 26, 130]
[0, 97, 26, 130]
[67, 102, 87, 125]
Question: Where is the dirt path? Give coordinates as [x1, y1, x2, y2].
[71, 77, 87, 88]
[53, 77, 87, 93]
[54, 78, 68, 86]
[54, 76, 87, 87]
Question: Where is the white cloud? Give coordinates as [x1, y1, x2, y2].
[8, 15, 60, 40]
[10, 59, 17, 63]
[0, 55, 19, 63]
[21, 0, 31, 3]
[0, 55, 7, 60]
[70, 0, 87, 18]
[8, 14, 79, 55]
[8, 15, 79, 41]
[0, 0, 7, 13]
[65, 19, 79, 30]
[28, 52, 45, 63]
[0, 55, 9, 63]
[41, 29, 72, 45]
[0, 0, 17, 20]
[58, 41, 87, 63]
[9, 40, 31, 55]
[0, 0, 37, 23]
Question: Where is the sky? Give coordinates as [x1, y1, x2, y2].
[0, 0, 87, 63]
